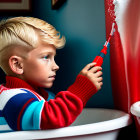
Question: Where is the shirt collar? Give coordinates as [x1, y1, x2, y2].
[5, 76, 49, 100]
[5, 76, 35, 91]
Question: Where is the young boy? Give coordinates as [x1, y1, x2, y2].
[0, 17, 103, 132]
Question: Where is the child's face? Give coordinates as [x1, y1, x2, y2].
[22, 41, 59, 89]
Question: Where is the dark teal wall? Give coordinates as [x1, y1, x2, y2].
[0, 0, 114, 108]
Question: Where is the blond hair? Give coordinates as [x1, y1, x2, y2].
[0, 17, 65, 73]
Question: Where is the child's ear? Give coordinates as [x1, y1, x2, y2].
[9, 56, 24, 75]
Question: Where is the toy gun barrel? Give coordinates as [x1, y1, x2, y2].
[92, 22, 115, 67]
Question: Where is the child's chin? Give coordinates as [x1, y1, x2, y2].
[44, 83, 53, 88]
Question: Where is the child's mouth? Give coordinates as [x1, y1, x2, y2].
[49, 75, 56, 80]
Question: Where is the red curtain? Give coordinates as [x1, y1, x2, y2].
[104, 0, 140, 138]
[104, 0, 129, 113]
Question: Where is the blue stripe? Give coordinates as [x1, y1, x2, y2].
[0, 130, 14, 133]
[33, 100, 44, 129]
[99, 52, 105, 58]
[47, 90, 55, 101]
[22, 101, 44, 130]
[3, 89, 39, 131]
[0, 117, 7, 125]
[107, 43, 110, 48]
[0, 110, 3, 117]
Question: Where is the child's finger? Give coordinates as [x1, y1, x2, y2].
[97, 77, 103, 82]
[89, 66, 102, 73]
[100, 82, 103, 86]
[83, 63, 97, 71]
[95, 71, 103, 77]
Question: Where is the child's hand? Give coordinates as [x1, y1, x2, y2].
[79, 63, 103, 91]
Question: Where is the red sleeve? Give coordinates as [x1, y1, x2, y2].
[41, 74, 97, 129]
[41, 91, 83, 129]
[68, 75, 97, 106]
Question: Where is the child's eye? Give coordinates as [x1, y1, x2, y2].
[43, 55, 49, 60]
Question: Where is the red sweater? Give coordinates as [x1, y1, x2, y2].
[0, 75, 97, 131]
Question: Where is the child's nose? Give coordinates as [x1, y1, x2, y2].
[52, 62, 59, 71]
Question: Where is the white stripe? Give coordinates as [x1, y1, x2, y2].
[0, 125, 12, 131]
[0, 89, 27, 110]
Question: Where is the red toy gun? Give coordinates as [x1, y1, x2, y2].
[93, 23, 115, 66]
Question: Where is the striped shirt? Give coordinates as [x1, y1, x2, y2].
[0, 75, 97, 132]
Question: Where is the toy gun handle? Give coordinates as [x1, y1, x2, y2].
[92, 45, 108, 67]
